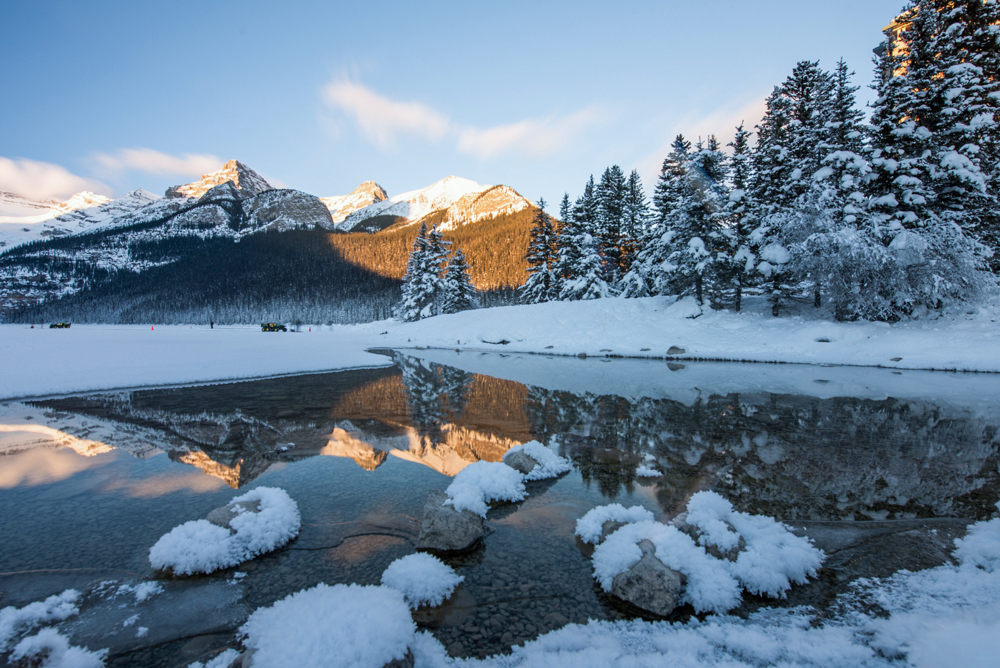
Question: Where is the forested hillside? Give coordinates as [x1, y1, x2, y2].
[330, 207, 536, 290]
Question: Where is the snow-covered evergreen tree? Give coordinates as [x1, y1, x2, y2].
[596, 165, 627, 280]
[398, 223, 432, 322]
[440, 249, 477, 314]
[520, 198, 559, 304]
[725, 123, 756, 311]
[559, 230, 610, 301]
[622, 169, 650, 273]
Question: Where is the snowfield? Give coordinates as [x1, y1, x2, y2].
[0, 324, 391, 400]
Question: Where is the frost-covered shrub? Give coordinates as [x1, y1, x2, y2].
[149, 487, 301, 575]
[445, 461, 526, 517]
[239, 584, 415, 668]
[588, 492, 823, 613]
[503, 440, 572, 480]
[575, 504, 655, 545]
[381, 553, 464, 609]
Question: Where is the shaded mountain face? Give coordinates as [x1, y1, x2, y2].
[164, 159, 273, 200]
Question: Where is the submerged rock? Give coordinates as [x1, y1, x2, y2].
[416, 490, 485, 553]
[610, 540, 685, 617]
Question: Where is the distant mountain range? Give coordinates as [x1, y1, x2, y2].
[0, 160, 538, 323]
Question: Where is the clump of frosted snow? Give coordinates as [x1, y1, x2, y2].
[503, 440, 571, 480]
[114, 581, 162, 604]
[953, 502, 1000, 571]
[587, 492, 823, 613]
[187, 648, 240, 668]
[381, 553, 464, 609]
[149, 487, 301, 575]
[575, 504, 655, 545]
[8, 628, 106, 668]
[444, 461, 526, 517]
[0, 589, 80, 652]
[685, 491, 824, 598]
[636, 465, 662, 477]
[239, 583, 414, 668]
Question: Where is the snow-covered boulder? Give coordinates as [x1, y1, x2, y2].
[416, 490, 485, 553]
[7, 628, 106, 668]
[444, 461, 526, 516]
[610, 540, 686, 617]
[149, 487, 300, 575]
[238, 583, 415, 668]
[502, 441, 572, 481]
[575, 504, 655, 545]
[381, 553, 464, 609]
[586, 492, 824, 616]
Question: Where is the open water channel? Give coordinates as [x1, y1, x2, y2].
[1, 350, 998, 666]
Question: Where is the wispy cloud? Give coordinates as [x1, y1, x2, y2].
[457, 106, 605, 159]
[321, 78, 603, 159]
[635, 96, 769, 184]
[91, 148, 222, 179]
[0, 156, 113, 201]
[323, 79, 450, 148]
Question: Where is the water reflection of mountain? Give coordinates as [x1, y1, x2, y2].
[5, 353, 998, 518]
[13, 359, 534, 486]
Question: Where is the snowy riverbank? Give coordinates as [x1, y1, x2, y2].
[382, 295, 1000, 372]
[2, 295, 999, 400]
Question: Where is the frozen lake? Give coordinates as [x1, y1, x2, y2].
[1, 351, 998, 666]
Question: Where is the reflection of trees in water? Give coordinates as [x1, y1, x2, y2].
[395, 352, 473, 442]
[524, 386, 1000, 520]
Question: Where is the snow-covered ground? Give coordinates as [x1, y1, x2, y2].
[0, 324, 391, 400]
[381, 295, 1000, 372]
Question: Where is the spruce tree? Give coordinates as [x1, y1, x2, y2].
[596, 165, 627, 280]
[424, 225, 451, 317]
[559, 230, 610, 301]
[440, 249, 477, 314]
[521, 198, 558, 304]
[398, 223, 431, 321]
[622, 170, 650, 273]
[726, 123, 756, 311]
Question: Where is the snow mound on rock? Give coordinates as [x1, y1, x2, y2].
[636, 465, 662, 477]
[149, 487, 300, 575]
[0, 589, 81, 652]
[953, 502, 1000, 571]
[187, 648, 241, 668]
[589, 492, 824, 613]
[381, 553, 464, 609]
[444, 461, 526, 517]
[504, 440, 572, 480]
[685, 491, 824, 598]
[239, 583, 414, 668]
[8, 628, 106, 668]
[575, 504, 656, 545]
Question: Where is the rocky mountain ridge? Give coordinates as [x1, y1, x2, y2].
[164, 159, 273, 200]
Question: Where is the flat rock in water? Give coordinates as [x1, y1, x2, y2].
[61, 579, 248, 655]
[416, 490, 485, 553]
[610, 540, 685, 617]
[207, 499, 263, 529]
[503, 450, 538, 475]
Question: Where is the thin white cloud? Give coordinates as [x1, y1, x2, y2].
[457, 106, 605, 159]
[636, 96, 769, 184]
[321, 78, 603, 158]
[91, 148, 223, 179]
[0, 156, 113, 201]
[323, 79, 450, 148]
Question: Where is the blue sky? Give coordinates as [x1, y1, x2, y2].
[2, 0, 905, 207]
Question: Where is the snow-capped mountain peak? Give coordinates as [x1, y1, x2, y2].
[165, 159, 273, 200]
[320, 180, 388, 223]
[338, 176, 496, 232]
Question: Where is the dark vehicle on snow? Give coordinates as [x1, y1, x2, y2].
[261, 323, 287, 332]
[49, 322, 71, 329]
